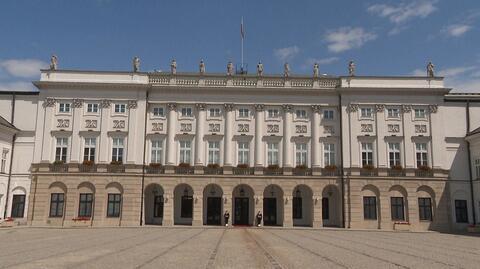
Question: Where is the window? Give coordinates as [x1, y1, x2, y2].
[293, 197, 302, 219]
[179, 141, 191, 164]
[112, 138, 124, 163]
[208, 141, 220, 164]
[267, 142, 279, 165]
[238, 142, 249, 165]
[475, 159, 480, 179]
[83, 137, 96, 162]
[363, 196, 377, 220]
[86, 103, 99, 113]
[414, 108, 426, 119]
[239, 108, 249, 118]
[295, 110, 307, 119]
[58, 103, 71, 113]
[361, 142, 373, 167]
[55, 137, 68, 162]
[49, 193, 64, 217]
[415, 143, 428, 167]
[114, 104, 126, 114]
[181, 107, 193, 117]
[418, 197, 432, 221]
[1, 149, 8, 173]
[323, 110, 334, 120]
[209, 108, 221, 117]
[107, 194, 121, 217]
[295, 143, 307, 166]
[151, 140, 163, 164]
[11, 194, 25, 218]
[388, 143, 401, 167]
[387, 108, 400, 118]
[391, 197, 405, 221]
[360, 108, 373, 119]
[324, 143, 335, 166]
[154, 195, 164, 218]
[152, 107, 164, 117]
[78, 193, 93, 218]
[267, 109, 279, 119]
[455, 199, 468, 223]
[181, 194, 193, 218]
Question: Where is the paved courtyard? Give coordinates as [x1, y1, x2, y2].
[0, 227, 479, 269]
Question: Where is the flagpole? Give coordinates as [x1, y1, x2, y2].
[241, 16, 244, 71]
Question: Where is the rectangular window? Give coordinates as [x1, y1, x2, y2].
[181, 195, 193, 218]
[418, 197, 432, 221]
[151, 140, 163, 164]
[83, 137, 96, 162]
[112, 137, 124, 163]
[1, 149, 8, 173]
[11, 194, 25, 218]
[107, 194, 121, 217]
[475, 159, 480, 179]
[267, 142, 279, 165]
[360, 108, 373, 119]
[239, 108, 249, 118]
[293, 197, 302, 219]
[267, 109, 279, 119]
[361, 142, 373, 167]
[209, 108, 221, 117]
[416, 143, 428, 167]
[208, 141, 220, 164]
[295, 110, 307, 119]
[181, 107, 193, 117]
[49, 193, 64, 217]
[152, 107, 164, 117]
[414, 108, 426, 119]
[114, 104, 126, 114]
[55, 137, 68, 162]
[455, 199, 468, 223]
[323, 110, 334, 120]
[78, 193, 93, 218]
[58, 103, 71, 113]
[324, 143, 335, 166]
[238, 142, 249, 165]
[86, 103, 99, 113]
[391, 197, 405, 221]
[388, 143, 401, 167]
[154, 195, 164, 218]
[295, 143, 307, 166]
[363, 196, 377, 220]
[387, 108, 400, 118]
[179, 140, 191, 164]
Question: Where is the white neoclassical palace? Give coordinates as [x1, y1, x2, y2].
[0, 59, 479, 232]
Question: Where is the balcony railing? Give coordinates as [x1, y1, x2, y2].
[263, 167, 284, 176]
[293, 168, 312, 176]
[78, 164, 97, 173]
[204, 167, 223, 175]
[232, 167, 255, 175]
[360, 168, 378, 177]
[146, 165, 165, 174]
[107, 164, 125, 173]
[175, 166, 194, 174]
[321, 168, 340, 176]
[49, 163, 68, 173]
[415, 169, 433, 177]
[387, 169, 406, 177]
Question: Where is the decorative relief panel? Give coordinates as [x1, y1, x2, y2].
[415, 124, 427, 133]
[152, 122, 163, 132]
[361, 124, 373, 132]
[387, 124, 400, 133]
[85, 120, 97, 129]
[295, 125, 307, 134]
[57, 119, 70, 128]
[208, 123, 220, 132]
[180, 123, 192, 132]
[324, 126, 334, 135]
[267, 124, 279, 133]
[238, 124, 249, 133]
[113, 120, 125, 129]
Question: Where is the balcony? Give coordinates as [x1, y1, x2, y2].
[293, 168, 312, 176]
[78, 163, 97, 173]
[146, 164, 165, 174]
[232, 167, 255, 175]
[415, 169, 433, 177]
[49, 163, 68, 173]
[263, 165, 283, 176]
[387, 168, 406, 177]
[175, 164, 194, 174]
[107, 163, 125, 173]
[360, 168, 378, 177]
[204, 164, 223, 175]
[321, 168, 340, 176]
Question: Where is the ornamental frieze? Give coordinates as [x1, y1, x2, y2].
[208, 123, 220, 132]
[324, 126, 334, 134]
[85, 120, 97, 129]
[56, 119, 70, 128]
[238, 124, 249, 133]
[267, 124, 279, 133]
[113, 120, 125, 129]
[152, 122, 163, 132]
[295, 125, 307, 134]
[180, 123, 192, 132]
[415, 124, 427, 133]
[387, 124, 400, 133]
[361, 124, 373, 132]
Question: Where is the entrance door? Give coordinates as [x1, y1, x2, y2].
[234, 197, 249, 225]
[263, 198, 277, 226]
[206, 197, 222, 225]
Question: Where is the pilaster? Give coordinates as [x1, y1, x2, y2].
[166, 103, 177, 165]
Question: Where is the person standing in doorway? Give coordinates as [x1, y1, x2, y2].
[256, 211, 263, 227]
[224, 210, 230, 227]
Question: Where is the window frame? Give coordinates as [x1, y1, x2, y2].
[361, 142, 374, 167]
[180, 107, 193, 118]
[154, 195, 164, 218]
[49, 193, 65, 218]
[267, 109, 280, 119]
[151, 139, 164, 164]
[55, 137, 69, 162]
[152, 106, 165, 118]
[237, 141, 250, 165]
[386, 108, 400, 119]
[295, 143, 308, 167]
[58, 102, 71, 114]
[293, 197, 302, 219]
[1, 148, 8, 173]
[454, 199, 468, 223]
[114, 103, 127, 114]
[238, 108, 250, 119]
[86, 103, 99, 114]
[363, 196, 377, 220]
[414, 108, 427, 119]
[267, 142, 279, 166]
[181, 195, 193, 218]
[360, 107, 373, 119]
[324, 143, 335, 166]
[111, 137, 124, 163]
[78, 193, 93, 218]
[179, 140, 192, 164]
[11, 194, 26, 218]
[323, 110, 334, 120]
[208, 108, 221, 118]
[107, 193, 122, 218]
[295, 109, 308, 120]
[83, 137, 96, 162]
[390, 197, 405, 221]
[418, 197, 432, 221]
[208, 141, 221, 165]
[415, 142, 428, 167]
[388, 142, 401, 167]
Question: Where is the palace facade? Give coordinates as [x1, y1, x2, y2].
[1, 64, 479, 232]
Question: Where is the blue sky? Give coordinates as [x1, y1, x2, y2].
[0, 0, 479, 92]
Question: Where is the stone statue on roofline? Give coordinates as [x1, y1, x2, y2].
[170, 59, 177, 74]
[348, 60, 355, 76]
[427, 61, 435, 77]
[50, 55, 58, 71]
[199, 59, 205, 74]
[133, 56, 140, 72]
[257, 61, 264, 76]
[284, 62, 290, 78]
[313, 63, 319, 77]
[227, 61, 234, 76]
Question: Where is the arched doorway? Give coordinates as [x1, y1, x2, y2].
[144, 184, 164, 225]
[232, 184, 254, 226]
[322, 184, 341, 227]
[174, 184, 194, 225]
[263, 184, 284, 226]
[203, 184, 223, 225]
[292, 185, 313, 227]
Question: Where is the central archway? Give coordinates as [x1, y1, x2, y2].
[292, 184, 313, 227]
[263, 184, 284, 226]
[144, 184, 164, 225]
[203, 184, 223, 226]
[232, 184, 254, 226]
[174, 184, 194, 225]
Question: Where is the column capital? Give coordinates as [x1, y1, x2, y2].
[254, 104, 265, 111]
[375, 104, 385, 112]
[195, 103, 206, 110]
[167, 102, 177, 111]
[224, 103, 234, 111]
[402, 104, 412, 113]
[346, 103, 359, 113]
[311, 105, 322, 113]
[428, 104, 438, 113]
[282, 104, 293, 112]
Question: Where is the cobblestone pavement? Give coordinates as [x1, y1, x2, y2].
[0, 227, 479, 269]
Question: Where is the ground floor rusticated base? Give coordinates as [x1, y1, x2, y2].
[27, 174, 452, 231]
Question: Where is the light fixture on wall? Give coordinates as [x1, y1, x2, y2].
[239, 187, 245, 197]
[295, 189, 301, 198]
[270, 186, 275, 197]
[183, 187, 189, 196]
[210, 186, 216, 196]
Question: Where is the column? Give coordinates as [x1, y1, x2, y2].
[70, 99, 82, 163]
[163, 193, 173, 226]
[166, 103, 177, 166]
[193, 195, 203, 226]
[254, 104, 265, 170]
[255, 195, 264, 226]
[223, 196, 231, 226]
[195, 103, 206, 167]
[311, 105, 321, 168]
[282, 104, 293, 169]
[224, 104, 234, 167]
[284, 196, 293, 227]
[313, 195, 323, 228]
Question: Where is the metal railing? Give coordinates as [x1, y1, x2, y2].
[107, 164, 125, 173]
[78, 164, 97, 173]
[232, 167, 255, 175]
[49, 164, 68, 172]
[292, 168, 312, 176]
[174, 166, 194, 174]
[204, 167, 223, 175]
[146, 166, 165, 174]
